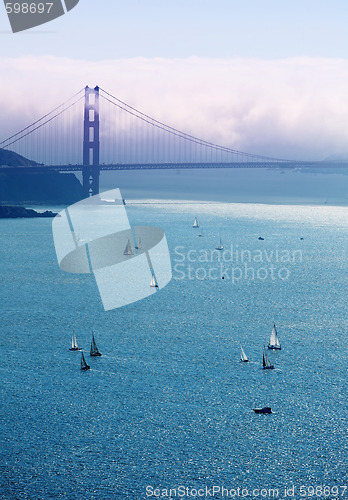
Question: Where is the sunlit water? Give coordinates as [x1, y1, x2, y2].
[0, 201, 347, 500]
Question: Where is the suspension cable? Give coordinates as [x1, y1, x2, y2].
[2, 95, 84, 149]
[99, 93, 238, 154]
[0, 88, 85, 147]
[99, 87, 291, 163]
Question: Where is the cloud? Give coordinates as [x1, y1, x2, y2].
[1, 55, 348, 161]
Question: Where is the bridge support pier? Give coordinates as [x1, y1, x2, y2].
[83, 85, 100, 196]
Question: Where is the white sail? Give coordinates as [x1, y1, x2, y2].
[123, 239, 133, 256]
[193, 217, 199, 228]
[216, 236, 223, 250]
[240, 346, 248, 362]
[150, 275, 158, 287]
[69, 330, 82, 350]
[268, 324, 281, 349]
[135, 238, 142, 250]
[72, 331, 78, 349]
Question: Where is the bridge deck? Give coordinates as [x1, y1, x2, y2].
[1, 161, 348, 172]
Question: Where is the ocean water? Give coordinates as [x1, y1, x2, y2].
[0, 201, 347, 500]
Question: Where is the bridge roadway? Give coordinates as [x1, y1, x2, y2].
[1, 160, 348, 172]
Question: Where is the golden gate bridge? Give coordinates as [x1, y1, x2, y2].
[1, 85, 347, 196]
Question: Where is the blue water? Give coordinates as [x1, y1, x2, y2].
[0, 201, 347, 500]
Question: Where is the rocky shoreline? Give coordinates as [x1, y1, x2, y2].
[0, 205, 57, 218]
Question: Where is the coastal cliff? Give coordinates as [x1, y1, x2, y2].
[0, 148, 84, 204]
[0, 171, 84, 204]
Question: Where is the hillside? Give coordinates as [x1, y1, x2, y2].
[0, 148, 39, 167]
[0, 148, 84, 204]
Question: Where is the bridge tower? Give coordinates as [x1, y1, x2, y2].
[83, 85, 100, 196]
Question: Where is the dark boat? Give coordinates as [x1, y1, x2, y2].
[90, 333, 102, 357]
[253, 407, 272, 414]
[80, 352, 90, 371]
[258, 237, 264, 240]
[263, 346, 274, 369]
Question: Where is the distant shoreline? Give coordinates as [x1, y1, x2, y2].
[100, 167, 348, 207]
[126, 198, 348, 207]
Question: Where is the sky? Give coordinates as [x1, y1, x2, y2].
[1, 0, 348, 161]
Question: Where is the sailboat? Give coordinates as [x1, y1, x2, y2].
[215, 236, 223, 251]
[69, 331, 82, 351]
[263, 346, 274, 370]
[90, 333, 102, 357]
[123, 239, 133, 256]
[198, 229, 204, 237]
[135, 238, 142, 250]
[193, 217, 199, 228]
[80, 352, 90, 371]
[268, 324, 281, 350]
[150, 275, 158, 288]
[240, 346, 249, 362]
